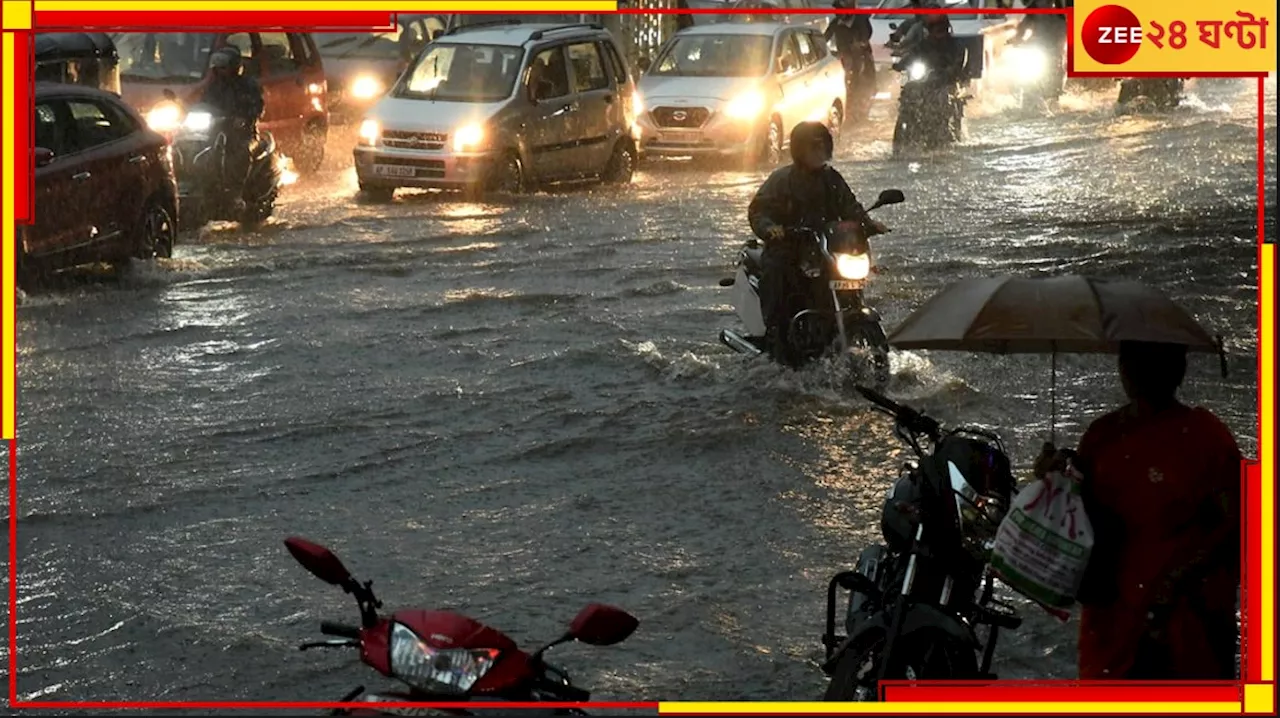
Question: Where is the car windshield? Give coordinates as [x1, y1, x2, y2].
[315, 30, 403, 60]
[648, 35, 773, 77]
[396, 43, 525, 102]
[112, 32, 216, 81]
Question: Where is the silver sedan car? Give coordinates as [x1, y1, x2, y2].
[635, 23, 846, 165]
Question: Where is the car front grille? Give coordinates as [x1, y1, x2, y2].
[650, 106, 710, 128]
[382, 130, 448, 151]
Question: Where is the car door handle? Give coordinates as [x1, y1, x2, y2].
[72, 172, 91, 181]
[129, 155, 148, 164]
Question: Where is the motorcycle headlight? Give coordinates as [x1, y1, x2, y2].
[907, 61, 928, 82]
[723, 90, 765, 120]
[389, 623, 500, 695]
[146, 102, 183, 132]
[183, 111, 213, 132]
[1006, 47, 1047, 84]
[835, 252, 870, 280]
[350, 74, 384, 100]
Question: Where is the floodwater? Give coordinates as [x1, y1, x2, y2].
[6, 77, 1276, 707]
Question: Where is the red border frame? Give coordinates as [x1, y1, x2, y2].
[4, 5, 1274, 712]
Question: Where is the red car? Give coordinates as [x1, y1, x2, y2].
[17, 82, 177, 290]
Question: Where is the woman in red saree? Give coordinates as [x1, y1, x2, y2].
[1037, 340, 1242, 680]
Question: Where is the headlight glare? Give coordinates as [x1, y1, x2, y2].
[907, 61, 928, 82]
[350, 75, 384, 100]
[183, 111, 213, 132]
[389, 623, 499, 695]
[723, 91, 765, 120]
[358, 118, 380, 146]
[1006, 47, 1048, 84]
[835, 252, 871, 280]
[146, 102, 183, 132]
[452, 124, 486, 152]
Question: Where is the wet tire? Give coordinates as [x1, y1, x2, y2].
[133, 198, 176, 260]
[294, 122, 327, 174]
[601, 139, 636, 185]
[824, 632, 974, 701]
[358, 185, 395, 203]
[750, 117, 783, 169]
[490, 151, 527, 195]
[827, 103, 844, 143]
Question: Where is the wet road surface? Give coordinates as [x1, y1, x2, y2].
[7, 77, 1276, 705]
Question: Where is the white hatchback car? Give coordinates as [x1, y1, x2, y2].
[635, 23, 845, 166]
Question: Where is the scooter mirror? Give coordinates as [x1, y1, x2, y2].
[874, 189, 905, 208]
[567, 603, 639, 646]
[284, 536, 353, 586]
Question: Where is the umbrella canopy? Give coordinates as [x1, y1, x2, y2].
[887, 275, 1221, 355]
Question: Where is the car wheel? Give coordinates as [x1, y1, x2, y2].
[357, 184, 395, 203]
[294, 122, 327, 174]
[601, 139, 636, 185]
[134, 198, 176, 260]
[489, 151, 527, 194]
[749, 117, 783, 169]
[827, 103, 843, 143]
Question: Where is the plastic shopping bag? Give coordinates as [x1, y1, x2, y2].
[990, 461, 1093, 621]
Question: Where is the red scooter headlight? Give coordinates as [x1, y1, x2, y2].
[388, 623, 500, 695]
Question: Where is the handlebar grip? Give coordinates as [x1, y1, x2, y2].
[320, 621, 361, 639]
[855, 385, 905, 415]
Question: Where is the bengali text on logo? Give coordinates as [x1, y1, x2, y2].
[1072, 1, 1276, 74]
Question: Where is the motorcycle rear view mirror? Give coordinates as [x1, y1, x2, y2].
[868, 189, 905, 210]
[566, 603, 639, 646]
[285, 536, 353, 586]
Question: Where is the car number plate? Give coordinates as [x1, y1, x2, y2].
[373, 164, 417, 177]
[830, 280, 864, 290]
[658, 130, 700, 144]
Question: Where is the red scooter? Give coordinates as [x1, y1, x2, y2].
[285, 537, 639, 715]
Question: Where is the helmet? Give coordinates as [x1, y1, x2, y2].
[924, 14, 952, 35]
[789, 121, 834, 164]
[210, 47, 241, 73]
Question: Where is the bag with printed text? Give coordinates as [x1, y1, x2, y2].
[990, 460, 1093, 620]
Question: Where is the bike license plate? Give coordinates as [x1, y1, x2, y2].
[373, 164, 417, 178]
[658, 130, 700, 144]
[830, 279, 864, 290]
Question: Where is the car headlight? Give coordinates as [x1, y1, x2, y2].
[835, 252, 870, 280]
[182, 111, 213, 132]
[723, 91, 765, 120]
[350, 75, 384, 100]
[1006, 47, 1048, 84]
[146, 102, 183, 132]
[452, 124, 485, 152]
[907, 61, 928, 82]
[358, 118, 380, 146]
[389, 623, 500, 695]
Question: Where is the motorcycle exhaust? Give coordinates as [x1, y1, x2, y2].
[720, 329, 763, 356]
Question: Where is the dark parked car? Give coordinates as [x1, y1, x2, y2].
[17, 83, 178, 290]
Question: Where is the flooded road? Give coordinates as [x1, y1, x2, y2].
[7, 77, 1275, 704]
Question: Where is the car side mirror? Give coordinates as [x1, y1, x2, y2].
[567, 603, 639, 646]
[34, 147, 55, 167]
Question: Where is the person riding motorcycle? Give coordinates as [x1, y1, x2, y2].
[895, 15, 968, 136]
[1010, 0, 1067, 97]
[200, 47, 265, 213]
[747, 122, 887, 367]
[888, 0, 940, 55]
[826, 0, 875, 123]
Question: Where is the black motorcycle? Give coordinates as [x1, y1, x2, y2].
[719, 190, 904, 383]
[891, 54, 966, 155]
[1116, 78, 1185, 114]
[821, 385, 1023, 700]
[841, 47, 878, 125]
[166, 92, 284, 231]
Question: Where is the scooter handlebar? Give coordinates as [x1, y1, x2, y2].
[854, 385, 940, 438]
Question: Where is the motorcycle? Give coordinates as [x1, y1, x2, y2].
[1116, 78, 1185, 114]
[891, 54, 967, 155]
[840, 46, 877, 125]
[820, 386, 1023, 701]
[717, 189, 905, 383]
[284, 536, 639, 715]
[1002, 35, 1064, 110]
[164, 89, 284, 231]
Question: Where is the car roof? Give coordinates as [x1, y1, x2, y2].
[34, 81, 124, 102]
[675, 22, 794, 37]
[436, 22, 609, 47]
